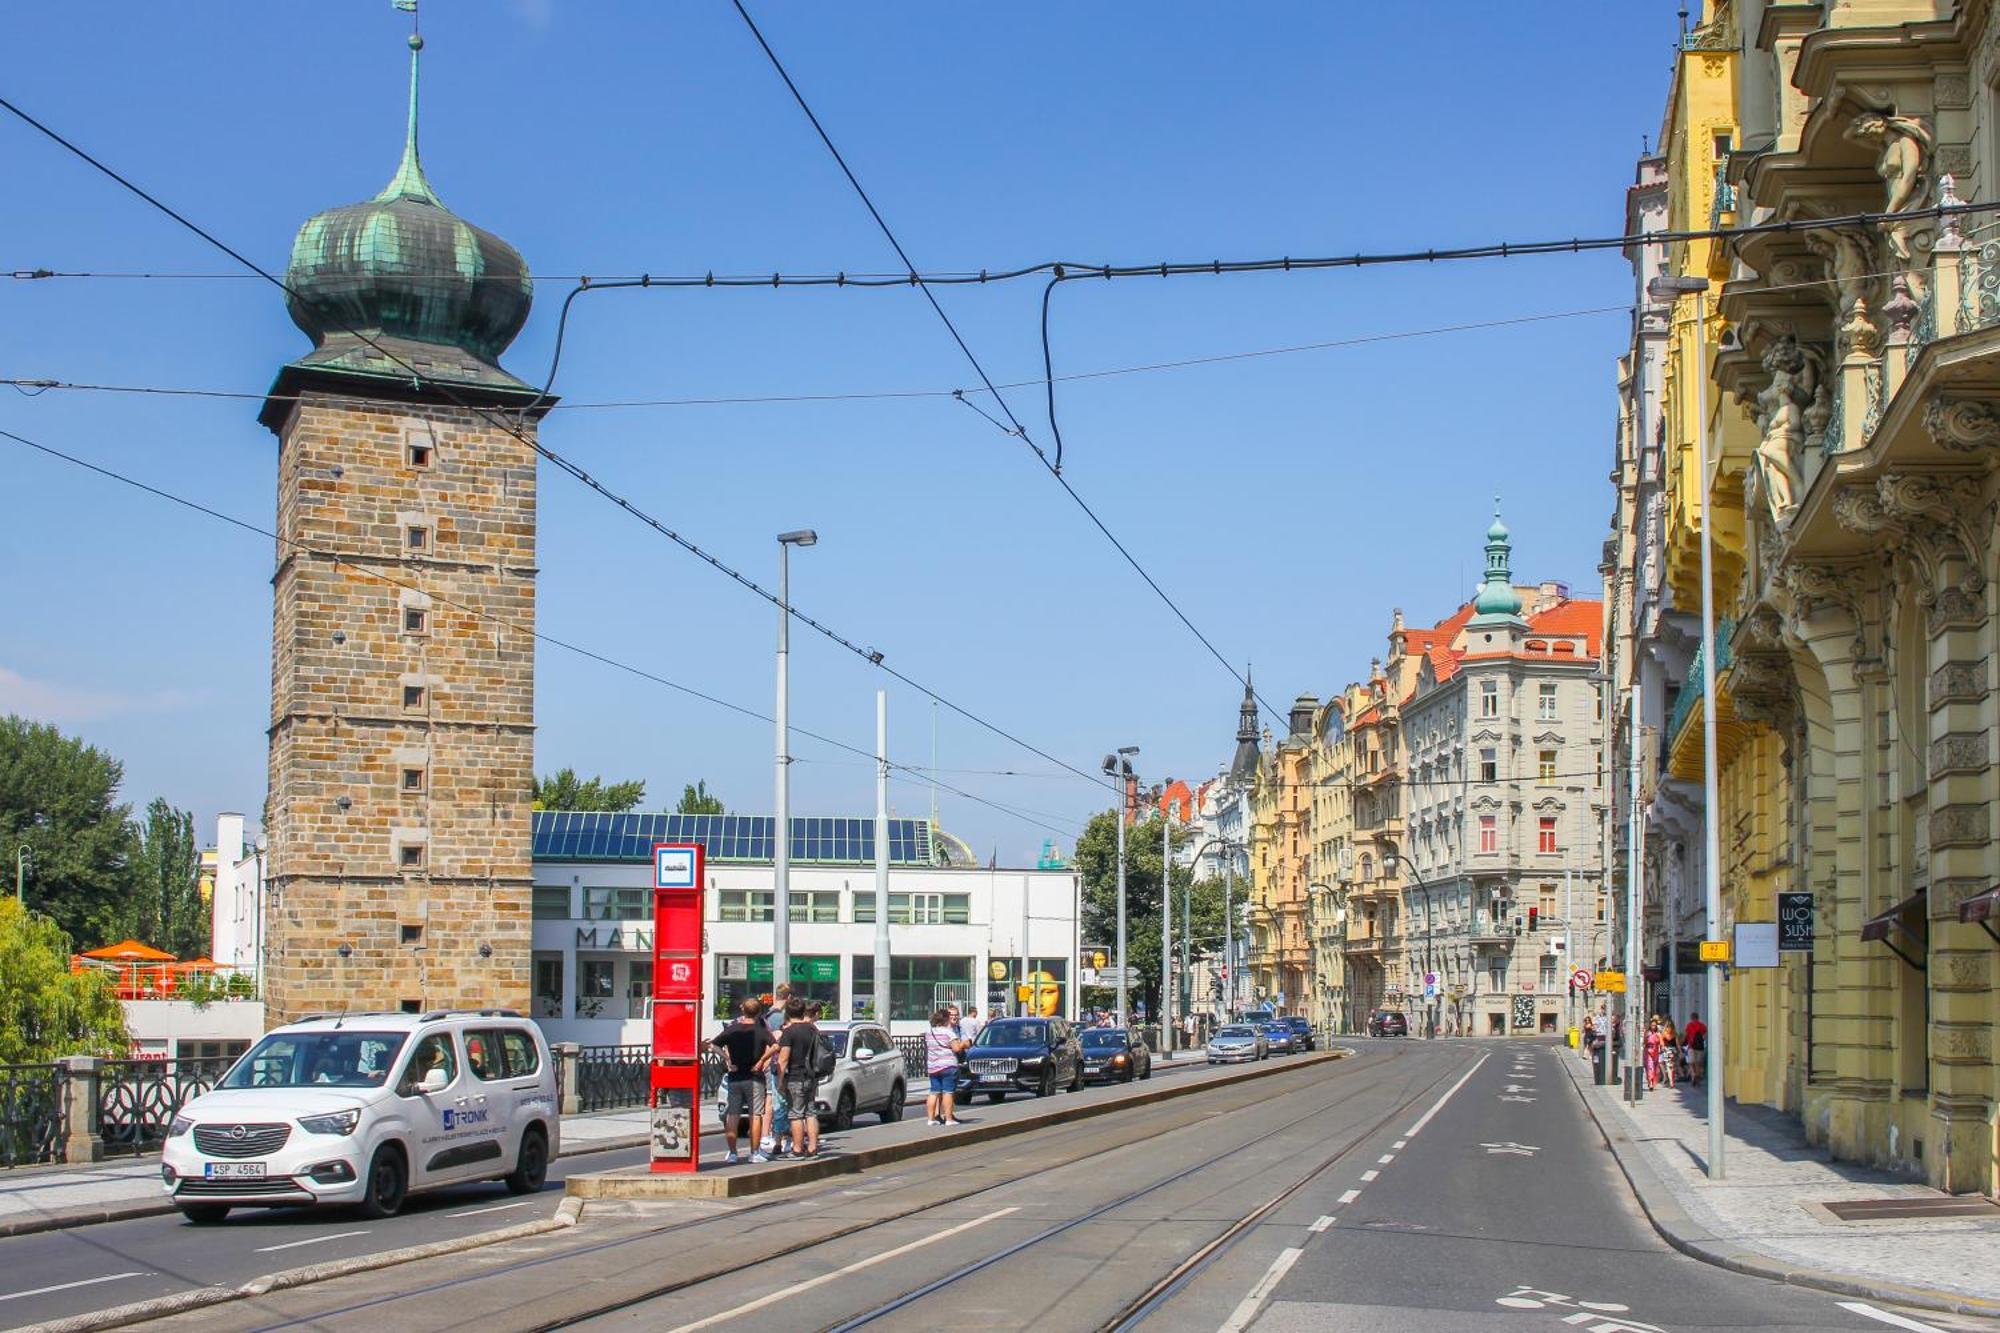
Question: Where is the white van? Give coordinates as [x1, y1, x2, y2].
[160, 1009, 559, 1223]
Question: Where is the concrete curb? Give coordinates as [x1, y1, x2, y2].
[1557, 1052, 2000, 1320]
[18, 1197, 585, 1333]
[0, 1133, 648, 1240]
[570, 1049, 1351, 1201]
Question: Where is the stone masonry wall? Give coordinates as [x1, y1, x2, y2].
[264, 392, 535, 1023]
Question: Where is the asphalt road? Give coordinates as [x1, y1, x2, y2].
[30, 1042, 1995, 1333]
[0, 1049, 1216, 1330]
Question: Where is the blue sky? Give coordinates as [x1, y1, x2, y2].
[2, 2, 1679, 862]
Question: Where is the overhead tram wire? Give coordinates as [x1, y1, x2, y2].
[0, 422, 1084, 842]
[0, 92, 1117, 801]
[726, 2, 1286, 729]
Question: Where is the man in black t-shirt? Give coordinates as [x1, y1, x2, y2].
[775, 998, 821, 1158]
[702, 998, 776, 1163]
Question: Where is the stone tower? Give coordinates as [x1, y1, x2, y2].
[257, 26, 545, 1022]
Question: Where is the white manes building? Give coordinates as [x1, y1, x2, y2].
[531, 812, 1082, 1044]
[206, 812, 266, 977]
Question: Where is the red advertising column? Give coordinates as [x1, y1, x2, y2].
[650, 842, 704, 1173]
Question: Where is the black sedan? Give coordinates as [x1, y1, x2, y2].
[963, 1017, 1084, 1100]
[1079, 1028, 1152, 1083]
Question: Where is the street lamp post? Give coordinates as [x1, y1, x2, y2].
[1102, 748, 1139, 1027]
[1187, 835, 1242, 1026]
[1161, 806, 1173, 1048]
[1382, 843, 1434, 1038]
[773, 528, 817, 996]
[1649, 272, 1726, 1178]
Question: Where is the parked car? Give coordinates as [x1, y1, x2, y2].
[1284, 1016, 1315, 1051]
[160, 1009, 558, 1224]
[1260, 1021, 1295, 1054]
[1080, 1028, 1152, 1083]
[1368, 1010, 1410, 1037]
[720, 1020, 906, 1132]
[1206, 1024, 1268, 1064]
[964, 1017, 1084, 1099]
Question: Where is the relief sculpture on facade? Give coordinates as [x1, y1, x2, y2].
[1753, 335, 1821, 523]
[1845, 111, 1935, 309]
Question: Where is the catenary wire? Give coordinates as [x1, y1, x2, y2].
[726, 0, 1283, 726]
[0, 91, 1118, 800]
[0, 423, 1084, 842]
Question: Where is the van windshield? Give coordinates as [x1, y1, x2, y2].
[221, 1031, 408, 1089]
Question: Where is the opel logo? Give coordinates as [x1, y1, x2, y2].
[229, 1125, 248, 1141]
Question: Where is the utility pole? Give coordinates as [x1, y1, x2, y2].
[1103, 747, 1139, 1027]
[874, 690, 890, 1025]
[772, 529, 816, 995]
[1161, 804, 1173, 1048]
[1692, 285, 1727, 1178]
[1626, 682, 1645, 1101]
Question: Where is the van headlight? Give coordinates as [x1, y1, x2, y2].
[166, 1115, 194, 1138]
[299, 1109, 361, 1137]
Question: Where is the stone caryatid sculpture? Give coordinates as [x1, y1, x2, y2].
[1754, 335, 1820, 523]
[1845, 110, 1936, 308]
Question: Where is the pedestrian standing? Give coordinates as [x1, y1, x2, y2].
[1683, 1011, 1707, 1084]
[925, 1006, 969, 1126]
[1581, 1009, 1599, 1062]
[1643, 1016, 1664, 1090]
[763, 983, 793, 1155]
[701, 998, 775, 1164]
[775, 998, 822, 1158]
[961, 1006, 984, 1044]
[1659, 1017, 1679, 1089]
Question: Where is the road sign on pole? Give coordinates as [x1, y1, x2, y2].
[1570, 968, 1594, 993]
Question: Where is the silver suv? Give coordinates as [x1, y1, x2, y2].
[161, 1009, 559, 1223]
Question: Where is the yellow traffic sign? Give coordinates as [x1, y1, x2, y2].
[1698, 939, 1732, 963]
[1595, 972, 1627, 993]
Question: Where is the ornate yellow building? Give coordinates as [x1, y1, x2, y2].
[1640, 0, 2000, 1194]
[1249, 698, 1317, 1015]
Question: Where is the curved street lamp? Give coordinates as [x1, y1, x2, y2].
[1380, 842, 1437, 1040]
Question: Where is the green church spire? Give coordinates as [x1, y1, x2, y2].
[377, 28, 442, 207]
[1469, 496, 1525, 625]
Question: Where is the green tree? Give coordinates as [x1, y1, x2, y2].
[0, 716, 137, 949]
[1074, 811, 1238, 1022]
[532, 768, 646, 812]
[129, 799, 205, 957]
[0, 898, 130, 1063]
[675, 780, 725, 815]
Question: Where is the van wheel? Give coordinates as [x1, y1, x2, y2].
[831, 1087, 856, 1132]
[880, 1082, 905, 1123]
[358, 1144, 407, 1218]
[504, 1126, 548, 1195]
[178, 1204, 229, 1225]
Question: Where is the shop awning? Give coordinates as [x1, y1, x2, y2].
[1860, 892, 1928, 971]
[1958, 885, 2000, 943]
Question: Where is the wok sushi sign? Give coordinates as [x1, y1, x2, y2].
[1778, 891, 1815, 952]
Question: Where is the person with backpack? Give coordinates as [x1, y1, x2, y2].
[775, 997, 823, 1159]
[762, 984, 792, 1156]
[700, 998, 775, 1165]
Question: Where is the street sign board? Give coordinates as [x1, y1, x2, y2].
[1570, 967, 1594, 992]
[650, 841, 704, 1175]
[1595, 972, 1627, 993]
[1735, 922, 1780, 969]
[1089, 966, 1138, 987]
[1778, 891, 1815, 951]
[1698, 939, 1732, 964]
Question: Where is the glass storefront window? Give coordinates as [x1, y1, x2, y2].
[581, 886, 647, 920]
[714, 954, 839, 1018]
[851, 955, 974, 1022]
[854, 892, 970, 925]
[532, 886, 571, 919]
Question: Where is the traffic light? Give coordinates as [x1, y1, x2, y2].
[1527, 907, 1539, 932]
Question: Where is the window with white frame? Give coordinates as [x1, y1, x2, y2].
[1538, 683, 1558, 720]
[1480, 680, 1499, 717]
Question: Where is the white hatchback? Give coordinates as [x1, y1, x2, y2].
[160, 1009, 560, 1223]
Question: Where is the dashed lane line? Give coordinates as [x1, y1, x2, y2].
[1337, 1188, 1360, 1205]
[0, 1272, 150, 1303]
[1376, 1154, 1395, 1164]
[252, 1230, 369, 1254]
[1359, 1170, 1379, 1182]
[1217, 1246, 1303, 1333]
[1308, 1216, 1334, 1233]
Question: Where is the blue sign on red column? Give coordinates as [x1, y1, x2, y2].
[650, 843, 703, 1173]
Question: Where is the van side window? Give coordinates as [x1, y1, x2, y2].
[403, 1033, 457, 1092]
[498, 1029, 540, 1078]
[465, 1030, 501, 1082]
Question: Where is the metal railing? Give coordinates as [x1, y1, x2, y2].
[894, 1035, 927, 1081]
[560, 1045, 727, 1113]
[0, 1063, 65, 1168]
[97, 1058, 230, 1157]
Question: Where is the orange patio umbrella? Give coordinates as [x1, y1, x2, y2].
[81, 939, 176, 962]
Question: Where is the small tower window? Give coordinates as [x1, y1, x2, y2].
[404, 608, 428, 634]
[400, 843, 426, 870]
[400, 924, 423, 944]
[402, 684, 426, 710]
[402, 767, 425, 793]
[407, 525, 428, 551]
[407, 438, 434, 469]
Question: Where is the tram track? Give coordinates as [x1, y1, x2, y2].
[816, 1047, 1473, 1332]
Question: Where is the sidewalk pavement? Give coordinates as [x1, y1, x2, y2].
[0, 1047, 1214, 1237]
[1560, 1046, 2000, 1317]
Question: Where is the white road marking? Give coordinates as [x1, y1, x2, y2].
[1481, 1142, 1541, 1156]
[1837, 1302, 1948, 1332]
[1360, 1170, 1379, 1182]
[1309, 1215, 1334, 1233]
[1218, 1246, 1303, 1333]
[0, 1273, 149, 1303]
[446, 1199, 537, 1218]
[1499, 1095, 1537, 1103]
[1505, 1084, 1538, 1093]
[1338, 1188, 1361, 1204]
[252, 1229, 369, 1253]
[664, 1207, 1019, 1333]
[1392, 1139, 1407, 1150]
[1377, 1154, 1395, 1164]
[1404, 1052, 1490, 1138]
